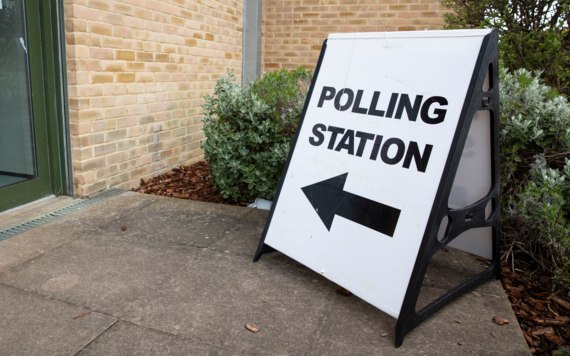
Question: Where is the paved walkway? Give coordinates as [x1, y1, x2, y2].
[0, 192, 530, 355]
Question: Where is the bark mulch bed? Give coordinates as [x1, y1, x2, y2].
[500, 262, 570, 355]
[131, 161, 252, 206]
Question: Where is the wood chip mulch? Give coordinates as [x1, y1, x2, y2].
[500, 263, 570, 355]
[131, 161, 251, 206]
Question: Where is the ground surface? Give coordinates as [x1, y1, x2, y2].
[500, 265, 570, 355]
[0, 191, 530, 355]
[131, 161, 253, 206]
[0, 195, 74, 230]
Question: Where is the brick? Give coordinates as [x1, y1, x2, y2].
[137, 94, 155, 104]
[348, 19, 366, 25]
[106, 129, 128, 142]
[93, 120, 117, 132]
[379, 12, 398, 18]
[116, 50, 135, 61]
[94, 143, 118, 157]
[105, 107, 127, 118]
[127, 83, 146, 94]
[69, 98, 91, 110]
[78, 109, 103, 121]
[68, 45, 89, 58]
[91, 73, 114, 84]
[65, 18, 87, 32]
[113, 26, 134, 39]
[136, 73, 155, 82]
[127, 62, 146, 71]
[116, 73, 135, 83]
[76, 84, 103, 97]
[88, 23, 112, 36]
[171, 16, 185, 26]
[108, 172, 131, 186]
[112, 2, 132, 15]
[79, 133, 105, 147]
[66, 33, 91, 46]
[86, 0, 110, 11]
[136, 52, 154, 62]
[101, 37, 124, 48]
[71, 5, 101, 21]
[339, 11, 356, 17]
[184, 38, 197, 47]
[106, 151, 129, 164]
[155, 53, 170, 62]
[90, 48, 114, 59]
[102, 12, 124, 25]
[74, 59, 102, 71]
[91, 96, 116, 108]
[104, 62, 126, 71]
[80, 157, 107, 172]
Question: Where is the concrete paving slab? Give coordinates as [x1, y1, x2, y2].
[0, 191, 155, 273]
[207, 208, 299, 266]
[208, 207, 529, 354]
[416, 248, 489, 311]
[98, 196, 254, 248]
[0, 192, 530, 354]
[0, 218, 94, 273]
[125, 249, 337, 355]
[78, 321, 235, 356]
[62, 192, 160, 229]
[0, 235, 201, 317]
[313, 272, 528, 355]
[0, 285, 116, 356]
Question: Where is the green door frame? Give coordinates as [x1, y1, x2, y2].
[40, 0, 73, 197]
[0, 0, 72, 212]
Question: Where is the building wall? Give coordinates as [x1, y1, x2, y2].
[64, 0, 243, 196]
[261, 0, 449, 73]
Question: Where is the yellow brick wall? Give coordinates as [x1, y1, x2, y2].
[64, 0, 243, 196]
[261, 0, 450, 73]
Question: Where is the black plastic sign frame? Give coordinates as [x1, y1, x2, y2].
[254, 29, 500, 347]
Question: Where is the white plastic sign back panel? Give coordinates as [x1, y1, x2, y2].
[254, 30, 500, 338]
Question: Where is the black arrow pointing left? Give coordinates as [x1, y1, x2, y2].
[301, 173, 401, 237]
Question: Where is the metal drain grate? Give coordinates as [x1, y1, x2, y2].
[0, 188, 126, 242]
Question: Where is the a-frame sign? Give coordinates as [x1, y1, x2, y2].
[254, 29, 500, 347]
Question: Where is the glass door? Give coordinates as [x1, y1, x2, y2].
[0, 0, 52, 212]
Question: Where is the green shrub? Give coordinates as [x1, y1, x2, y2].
[505, 156, 570, 267]
[500, 66, 570, 198]
[201, 68, 312, 201]
[500, 67, 570, 283]
[441, 0, 570, 96]
[554, 347, 570, 356]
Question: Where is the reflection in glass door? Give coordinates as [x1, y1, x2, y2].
[0, 0, 37, 189]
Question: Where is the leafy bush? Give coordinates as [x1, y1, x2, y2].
[500, 67, 570, 193]
[201, 68, 312, 201]
[441, 0, 570, 96]
[554, 347, 570, 356]
[500, 67, 570, 284]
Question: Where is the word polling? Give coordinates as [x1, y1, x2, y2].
[308, 86, 450, 173]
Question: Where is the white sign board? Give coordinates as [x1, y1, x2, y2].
[260, 29, 494, 319]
